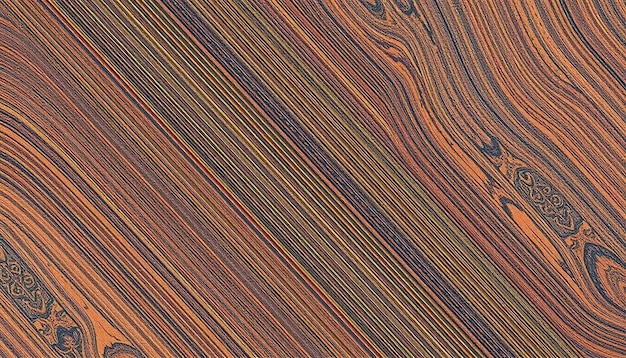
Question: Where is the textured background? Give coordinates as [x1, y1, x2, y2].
[1, 0, 625, 356]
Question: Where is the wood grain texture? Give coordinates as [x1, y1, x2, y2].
[0, 0, 625, 356]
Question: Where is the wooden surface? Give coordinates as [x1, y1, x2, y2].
[1, 0, 625, 356]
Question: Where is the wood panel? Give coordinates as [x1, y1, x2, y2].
[0, 0, 625, 356]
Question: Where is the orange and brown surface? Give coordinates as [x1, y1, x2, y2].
[1, 0, 626, 357]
